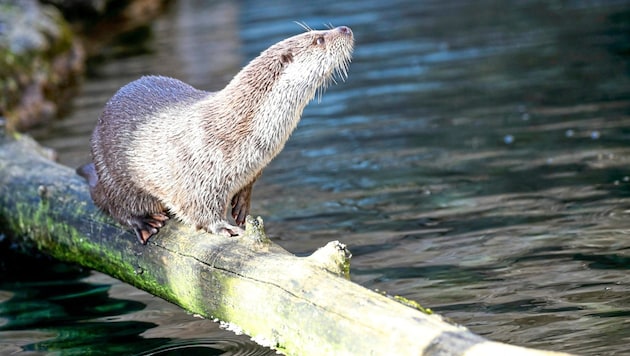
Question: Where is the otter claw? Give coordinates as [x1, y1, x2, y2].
[145, 214, 169, 228]
[130, 213, 169, 244]
[231, 190, 251, 226]
[223, 226, 245, 237]
[134, 228, 155, 245]
[232, 206, 248, 226]
[150, 213, 170, 222]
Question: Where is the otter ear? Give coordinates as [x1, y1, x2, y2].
[280, 51, 293, 64]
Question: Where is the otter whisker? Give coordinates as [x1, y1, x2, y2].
[294, 21, 313, 32]
[333, 60, 350, 82]
[330, 75, 339, 85]
[316, 86, 324, 103]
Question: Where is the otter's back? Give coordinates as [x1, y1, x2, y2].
[99, 75, 206, 127]
[91, 75, 208, 183]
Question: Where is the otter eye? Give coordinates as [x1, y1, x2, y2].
[280, 52, 293, 64]
[315, 36, 325, 46]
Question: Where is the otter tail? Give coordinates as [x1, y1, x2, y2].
[76, 162, 98, 188]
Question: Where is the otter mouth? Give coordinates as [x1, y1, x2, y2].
[317, 25, 354, 101]
[328, 26, 354, 80]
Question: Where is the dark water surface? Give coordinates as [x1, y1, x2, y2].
[3, 0, 630, 354]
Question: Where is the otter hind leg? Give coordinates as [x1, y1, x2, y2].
[130, 213, 170, 245]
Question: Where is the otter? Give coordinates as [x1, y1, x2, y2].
[77, 25, 354, 244]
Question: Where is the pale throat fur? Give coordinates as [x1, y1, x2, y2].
[191, 26, 353, 187]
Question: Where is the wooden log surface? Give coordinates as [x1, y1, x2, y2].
[0, 133, 573, 356]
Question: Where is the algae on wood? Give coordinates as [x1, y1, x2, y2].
[0, 134, 573, 356]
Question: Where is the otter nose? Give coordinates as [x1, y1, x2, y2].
[337, 26, 352, 36]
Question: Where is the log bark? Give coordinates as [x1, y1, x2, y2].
[0, 133, 572, 356]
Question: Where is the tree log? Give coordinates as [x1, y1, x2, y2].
[0, 133, 572, 356]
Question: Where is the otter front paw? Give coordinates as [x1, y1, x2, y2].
[209, 221, 245, 237]
[130, 213, 169, 245]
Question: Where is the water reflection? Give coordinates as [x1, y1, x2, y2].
[11, 0, 630, 354]
[0, 256, 161, 354]
[0, 256, 274, 355]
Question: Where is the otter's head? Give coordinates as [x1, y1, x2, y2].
[210, 26, 353, 178]
[271, 25, 354, 98]
[229, 25, 354, 105]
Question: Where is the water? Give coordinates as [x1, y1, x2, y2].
[3, 0, 630, 354]
[0, 254, 269, 354]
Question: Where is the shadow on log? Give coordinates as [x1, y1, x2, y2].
[0, 133, 572, 356]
